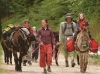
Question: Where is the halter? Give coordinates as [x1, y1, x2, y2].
[76, 31, 90, 53]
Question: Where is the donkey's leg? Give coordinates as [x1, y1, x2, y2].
[6, 50, 9, 64]
[18, 52, 22, 72]
[13, 51, 19, 71]
[4, 51, 7, 63]
[83, 52, 88, 72]
[79, 53, 84, 73]
[55, 49, 59, 66]
[77, 54, 80, 65]
[10, 51, 12, 65]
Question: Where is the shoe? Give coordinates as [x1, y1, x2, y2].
[23, 60, 27, 66]
[56, 60, 59, 66]
[43, 69, 47, 74]
[32, 58, 34, 62]
[66, 60, 69, 67]
[71, 60, 76, 67]
[35, 59, 38, 63]
[28, 61, 32, 65]
[47, 66, 51, 72]
[23, 62, 26, 66]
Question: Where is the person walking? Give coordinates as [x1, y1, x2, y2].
[32, 26, 39, 63]
[22, 19, 33, 66]
[59, 13, 77, 67]
[36, 19, 55, 74]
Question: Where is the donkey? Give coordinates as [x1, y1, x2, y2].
[76, 26, 90, 73]
[11, 28, 35, 72]
[1, 27, 17, 64]
[1, 38, 12, 64]
[53, 31, 60, 66]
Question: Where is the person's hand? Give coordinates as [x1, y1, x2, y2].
[53, 45, 55, 50]
[58, 48, 60, 54]
[58, 50, 60, 54]
[58, 41, 62, 45]
[40, 42, 44, 45]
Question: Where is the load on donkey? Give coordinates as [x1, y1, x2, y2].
[1, 24, 36, 72]
[1, 24, 17, 64]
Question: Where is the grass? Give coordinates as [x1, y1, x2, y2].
[0, 44, 4, 73]
[89, 55, 100, 65]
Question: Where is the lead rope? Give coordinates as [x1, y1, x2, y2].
[32, 43, 39, 53]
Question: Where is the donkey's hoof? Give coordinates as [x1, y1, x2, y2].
[19, 69, 22, 72]
[10, 62, 12, 65]
[15, 69, 18, 71]
[80, 70, 85, 73]
[7, 62, 9, 65]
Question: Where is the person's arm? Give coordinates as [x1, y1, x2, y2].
[50, 29, 56, 49]
[73, 22, 78, 35]
[36, 29, 42, 43]
[59, 22, 63, 42]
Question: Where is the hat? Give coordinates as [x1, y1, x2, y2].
[32, 26, 36, 29]
[66, 13, 72, 18]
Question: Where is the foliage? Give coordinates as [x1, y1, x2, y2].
[0, 0, 100, 41]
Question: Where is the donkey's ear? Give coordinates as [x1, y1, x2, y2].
[82, 26, 88, 32]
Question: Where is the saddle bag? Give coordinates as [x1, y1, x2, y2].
[66, 38, 75, 52]
[90, 39, 99, 53]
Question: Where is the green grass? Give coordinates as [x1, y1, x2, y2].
[89, 55, 100, 65]
[0, 44, 4, 73]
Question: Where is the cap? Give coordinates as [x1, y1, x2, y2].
[66, 13, 72, 18]
[32, 26, 36, 29]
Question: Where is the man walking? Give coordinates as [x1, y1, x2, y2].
[59, 13, 77, 67]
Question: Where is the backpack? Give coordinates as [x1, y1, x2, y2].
[63, 22, 74, 34]
[90, 39, 99, 53]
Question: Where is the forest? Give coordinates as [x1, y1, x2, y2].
[0, 0, 100, 42]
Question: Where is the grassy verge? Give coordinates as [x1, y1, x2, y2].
[60, 45, 100, 65]
[89, 55, 100, 65]
[0, 44, 4, 73]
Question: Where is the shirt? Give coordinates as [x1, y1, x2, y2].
[59, 21, 78, 41]
[36, 28, 55, 45]
[78, 20, 89, 31]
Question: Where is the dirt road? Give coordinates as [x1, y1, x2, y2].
[1, 53, 100, 74]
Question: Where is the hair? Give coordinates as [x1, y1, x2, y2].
[24, 19, 30, 24]
[42, 19, 49, 28]
[78, 12, 86, 20]
[65, 18, 73, 21]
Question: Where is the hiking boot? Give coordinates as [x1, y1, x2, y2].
[43, 69, 47, 74]
[47, 66, 51, 72]
[23, 62, 26, 66]
[55, 60, 59, 66]
[23, 60, 27, 66]
[28, 61, 32, 65]
[35, 59, 38, 63]
[71, 60, 76, 67]
[66, 60, 69, 67]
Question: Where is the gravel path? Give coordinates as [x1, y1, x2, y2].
[1, 53, 100, 74]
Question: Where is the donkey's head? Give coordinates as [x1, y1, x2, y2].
[77, 26, 90, 52]
[81, 26, 89, 48]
